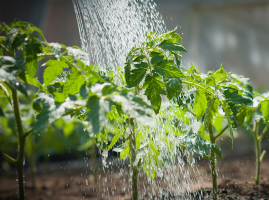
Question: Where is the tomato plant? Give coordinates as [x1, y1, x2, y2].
[238, 91, 269, 185]
[123, 27, 254, 200]
[1, 20, 155, 200]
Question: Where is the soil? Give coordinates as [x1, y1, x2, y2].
[1, 156, 269, 200]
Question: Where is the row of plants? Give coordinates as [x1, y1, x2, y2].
[0, 21, 268, 200]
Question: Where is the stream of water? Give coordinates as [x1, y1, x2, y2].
[72, 0, 203, 199]
[72, 0, 166, 70]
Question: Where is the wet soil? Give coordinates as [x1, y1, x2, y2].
[1, 156, 269, 200]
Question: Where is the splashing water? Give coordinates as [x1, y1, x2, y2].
[73, 0, 205, 199]
[72, 0, 166, 70]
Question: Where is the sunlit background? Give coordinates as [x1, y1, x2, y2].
[1, 0, 269, 88]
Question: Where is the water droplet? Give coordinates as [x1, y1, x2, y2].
[15, 82, 19, 86]
[86, 179, 88, 185]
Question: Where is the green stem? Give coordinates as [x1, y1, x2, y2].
[208, 123, 218, 200]
[2, 153, 17, 165]
[182, 80, 215, 97]
[23, 128, 33, 139]
[253, 121, 261, 185]
[258, 122, 269, 141]
[0, 44, 12, 56]
[11, 88, 26, 200]
[129, 118, 138, 200]
[214, 125, 229, 140]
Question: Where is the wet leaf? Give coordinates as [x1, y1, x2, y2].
[181, 132, 222, 159]
[0, 69, 27, 97]
[43, 60, 68, 86]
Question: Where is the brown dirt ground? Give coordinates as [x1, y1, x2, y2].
[1, 156, 269, 200]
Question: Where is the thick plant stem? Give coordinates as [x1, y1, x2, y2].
[209, 123, 218, 200]
[253, 121, 261, 185]
[254, 135, 260, 185]
[11, 88, 26, 200]
[129, 118, 138, 200]
[250, 122, 269, 185]
[26, 135, 36, 189]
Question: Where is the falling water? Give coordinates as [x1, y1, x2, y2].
[73, 0, 204, 199]
[72, 0, 166, 70]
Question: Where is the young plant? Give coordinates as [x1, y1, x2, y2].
[123, 27, 187, 200]
[178, 66, 253, 199]
[0, 21, 46, 200]
[124, 27, 253, 200]
[0, 21, 155, 200]
[238, 91, 269, 185]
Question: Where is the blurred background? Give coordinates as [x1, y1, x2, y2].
[1, 0, 269, 87]
[1, 0, 269, 173]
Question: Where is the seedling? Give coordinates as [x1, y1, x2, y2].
[238, 91, 269, 185]
[124, 27, 253, 200]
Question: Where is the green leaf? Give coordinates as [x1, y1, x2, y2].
[107, 131, 121, 152]
[6, 28, 19, 46]
[151, 55, 164, 65]
[154, 60, 184, 78]
[223, 87, 252, 106]
[204, 98, 218, 129]
[158, 39, 187, 53]
[0, 69, 27, 97]
[43, 60, 68, 86]
[27, 26, 45, 40]
[172, 52, 182, 68]
[120, 146, 129, 159]
[33, 93, 85, 133]
[86, 95, 109, 134]
[63, 72, 85, 96]
[26, 74, 42, 89]
[53, 92, 65, 103]
[25, 43, 42, 77]
[0, 82, 11, 101]
[144, 74, 165, 114]
[142, 142, 162, 180]
[260, 100, 269, 121]
[237, 106, 253, 126]
[79, 84, 88, 98]
[0, 56, 22, 70]
[174, 106, 189, 125]
[63, 122, 74, 137]
[213, 64, 227, 83]
[213, 116, 223, 133]
[181, 132, 222, 159]
[164, 77, 182, 100]
[111, 93, 155, 127]
[127, 63, 147, 87]
[193, 89, 207, 121]
[133, 55, 146, 62]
